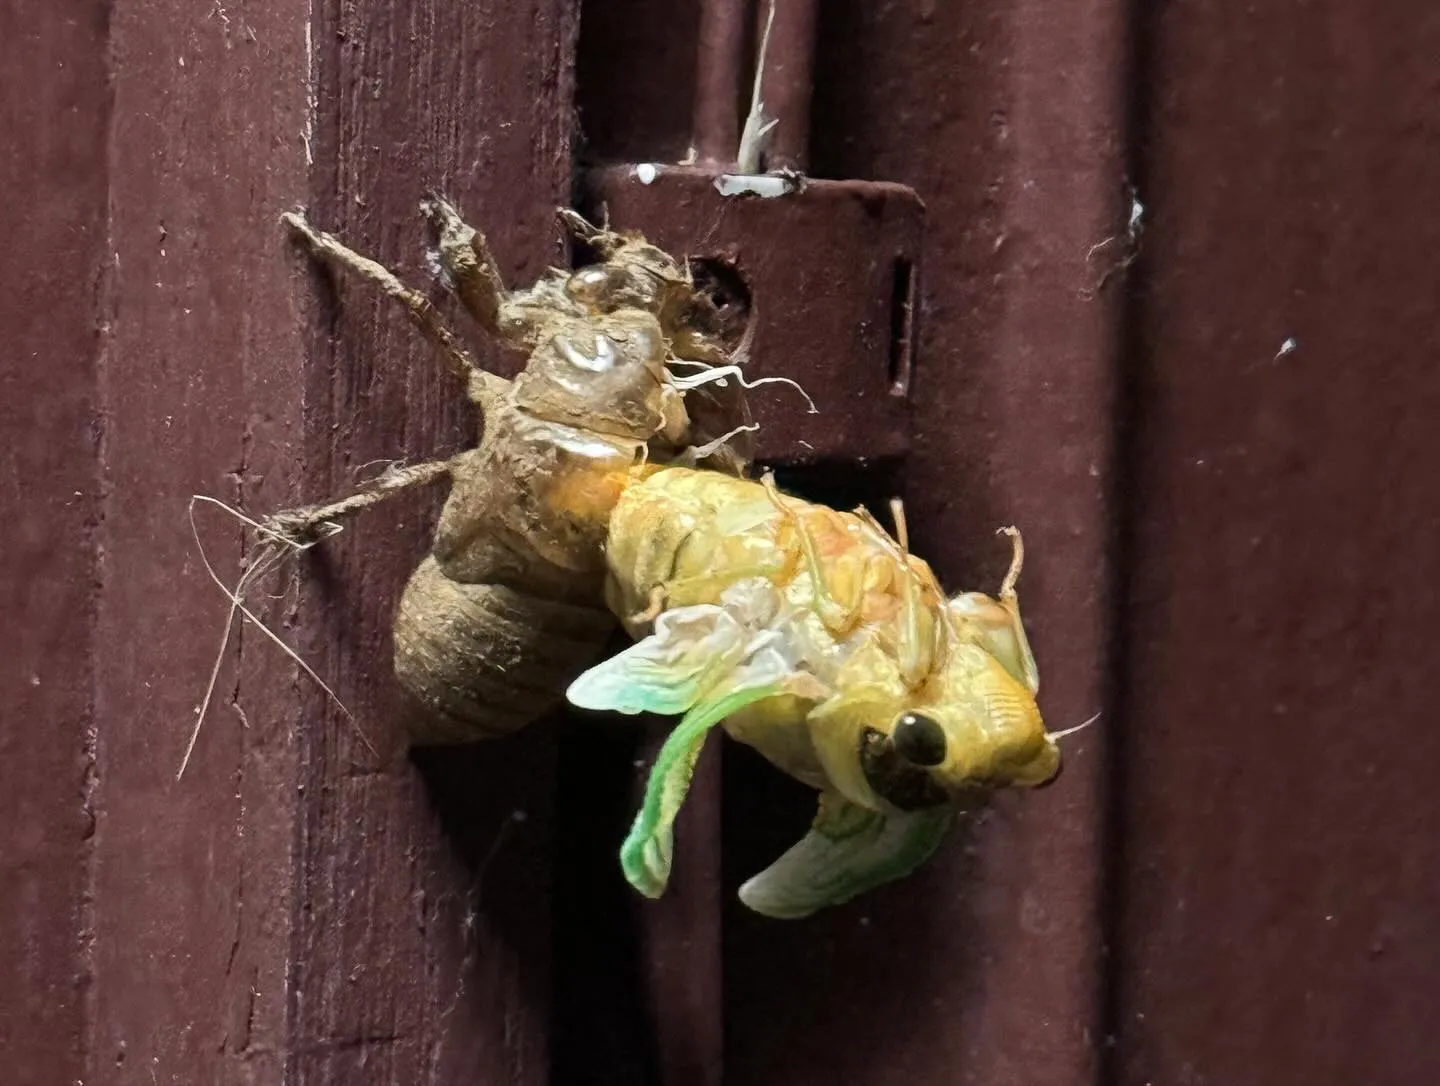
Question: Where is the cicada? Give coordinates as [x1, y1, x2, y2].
[233, 198, 1064, 920]
[570, 469, 1056, 917]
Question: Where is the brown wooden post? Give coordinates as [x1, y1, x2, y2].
[0, 3, 111, 1082]
[83, 1, 313, 1080]
[287, 2, 577, 1081]
[1, 1, 576, 1083]
[722, 2, 1128, 1081]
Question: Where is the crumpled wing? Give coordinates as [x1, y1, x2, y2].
[738, 792, 955, 919]
[567, 604, 751, 716]
[567, 581, 800, 899]
[619, 680, 782, 898]
[567, 578, 785, 717]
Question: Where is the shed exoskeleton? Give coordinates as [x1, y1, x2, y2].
[266, 201, 754, 741]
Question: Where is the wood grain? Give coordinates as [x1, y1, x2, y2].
[0, 3, 110, 1082]
[293, 0, 578, 1081]
[82, 0, 577, 1082]
[1112, 5, 1440, 1084]
[86, 0, 311, 1081]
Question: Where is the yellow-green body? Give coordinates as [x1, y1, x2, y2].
[570, 465, 1063, 917]
[606, 467, 1057, 803]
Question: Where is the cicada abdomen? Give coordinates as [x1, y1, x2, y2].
[266, 203, 756, 744]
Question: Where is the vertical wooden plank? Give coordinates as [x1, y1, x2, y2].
[908, 4, 1124, 1082]
[89, 1, 312, 1083]
[575, 0, 700, 164]
[1112, 5, 1440, 1085]
[0, 3, 109, 1083]
[724, 2, 1127, 1083]
[636, 735, 725, 1086]
[88, 0, 579, 1083]
[290, 1, 578, 1083]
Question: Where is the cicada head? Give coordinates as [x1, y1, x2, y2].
[513, 227, 748, 447]
[907, 643, 1059, 792]
[808, 590, 1061, 813]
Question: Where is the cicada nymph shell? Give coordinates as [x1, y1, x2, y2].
[266, 201, 756, 743]
[391, 560, 616, 742]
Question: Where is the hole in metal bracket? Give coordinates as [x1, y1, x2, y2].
[687, 257, 754, 354]
[887, 255, 916, 397]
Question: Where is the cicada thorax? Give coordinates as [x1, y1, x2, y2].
[393, 233, 753, 744]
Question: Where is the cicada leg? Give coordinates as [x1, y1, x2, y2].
[624, 557, 793, 627]
[259, 459, 454, 548]
[627, 583, 668, 625]
[556, 206, 624, 257]
[420, 196, 510, 338]
[997, 524, 1025, 602]
[281, 211, 511, 410]
[760, 473, 864, 637]
[946, 526, 1039, 695]
[993, 526, 1039, 694]
[886, 499, 931, 685]
[853, 499, 942, 690]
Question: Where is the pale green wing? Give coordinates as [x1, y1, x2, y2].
[566, 604, 749, 716]
[621, 680, 782, 898]
[569, 577, 815, 900]
[737, 793, 955, 919]
[567, 577, 791, 717]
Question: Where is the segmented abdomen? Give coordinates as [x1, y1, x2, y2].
[393, 557, 615, 743]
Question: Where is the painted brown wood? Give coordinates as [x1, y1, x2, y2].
[13, 3, 1435, 1085]
[0, 4, 110, 1083]
[88, 2, 313, 1081]
[1110, 5, 1440, 1085]
[76, 0, 576, 1083]
[290, 1, 577, 1082]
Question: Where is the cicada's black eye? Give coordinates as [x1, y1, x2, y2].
[892, 711, 948, 767]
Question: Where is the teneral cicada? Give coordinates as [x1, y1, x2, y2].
[229, 199, 1065, 919]
[571, 469, 1056, 917]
